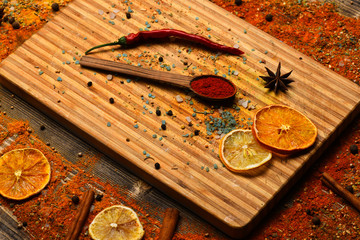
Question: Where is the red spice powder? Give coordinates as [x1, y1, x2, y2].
[190, 77, 235, 98]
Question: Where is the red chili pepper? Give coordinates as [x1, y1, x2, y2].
[85, 29, 244, 55]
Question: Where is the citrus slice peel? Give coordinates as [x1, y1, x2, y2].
[219, 129, 272, 172]
[252, 104, 317, 155]
[89, 205, 145, 240]
[0, 148, 51, 200]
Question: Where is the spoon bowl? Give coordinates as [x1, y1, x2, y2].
[80, 56, 237, 102]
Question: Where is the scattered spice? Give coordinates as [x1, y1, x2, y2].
[190, 77, 235, 98]
[259, 62, 294, 93]
[126, 12, 131, 19]
[2, 0, 360, 239]
[51, 3, 60, 12]
[65, 189, 94, 240]
[265, 14, 273, 22]
[109, 97, 115, 104]
[166, 110, 173, 116]
[159, 208, 179, 240]
[87, 81, 93, 87]
[234, 0, 242, 6]
[349, 144, 358, 155]
[345, 185, 354, 194]
[155, 162, 161, 169]
[311, 216, 321, 226]
[12, 21, 20, 29]
[85, 29, 244, 55]
[156, 109, 161, 116]
[95, 194, 103, 201]
[72, 195, 80, 204]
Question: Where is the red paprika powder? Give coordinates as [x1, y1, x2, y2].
[190, 76, 235, 98]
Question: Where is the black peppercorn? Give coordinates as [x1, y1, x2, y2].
[161, 124, 166, 130]
[87, 81, 93, 87]
[95, 194, 103, 201]
[159, 56, 163, 62]
[40, 125, 46, 131]
[345, 185, 354, 194]
[235, 0, 243, 6]
[72, 195, 80, 204]
[109, 97, 115, 104]
[126, 12, 131, 19]
[312, 216, 321, 225]
[22, 221, 28, 227]
[156, 109, 161, 116]
[167, 110, 173, 116]
[51, 3, 60, 12]
[194, 129, 200, 136]
[8, 16, 15, 24]
[12, 21, 20, 29]
[350, 144, 358, 155]
[0, 8, 4, 21]
[155, 162, 160, 169]
[265, 14, 273, 22]
[305, 209, 312, 216]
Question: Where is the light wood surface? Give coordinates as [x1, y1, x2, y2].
[0, 0, 359, 238]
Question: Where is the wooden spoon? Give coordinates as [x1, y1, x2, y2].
[80, 56, 236, 101]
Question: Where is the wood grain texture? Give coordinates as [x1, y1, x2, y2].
[0, 207, 31, 240]
[0, 0, 359, 238]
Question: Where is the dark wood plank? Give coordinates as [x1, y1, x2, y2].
[0, 206, 31, 240]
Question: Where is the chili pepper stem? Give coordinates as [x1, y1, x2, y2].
[85, 36, 127, 55]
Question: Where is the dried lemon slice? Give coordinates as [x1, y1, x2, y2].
[89, 205, 145, 240]
[219, 129, 272, 172]
[0, 148, 51, 200]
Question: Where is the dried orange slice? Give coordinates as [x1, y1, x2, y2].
[0, 148, 51, 200]
[89, 205, 145, 240]
[252, 104, 317, 155]
[219, 129, 272, 172]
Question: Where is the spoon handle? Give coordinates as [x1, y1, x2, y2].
[80, 56, 192, 88]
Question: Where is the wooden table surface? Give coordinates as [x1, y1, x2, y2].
[0, 0, 360, 240]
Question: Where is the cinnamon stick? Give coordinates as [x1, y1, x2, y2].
[158, 208, 180, 240]
[321, 172, 360, 212]
[65, 189, 95, 240]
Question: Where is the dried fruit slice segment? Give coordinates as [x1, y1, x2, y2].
[0, 148, 51, 200]
[219, 129, 272, 172]
[89, 205, 145, 240]
[252, 104, 317, 155]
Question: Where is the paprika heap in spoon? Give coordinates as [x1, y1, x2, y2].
[80, 56, 237, 101]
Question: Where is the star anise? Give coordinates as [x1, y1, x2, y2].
[260, 62, 294, 93]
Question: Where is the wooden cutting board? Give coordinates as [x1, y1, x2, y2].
[0, 0, 359, 238]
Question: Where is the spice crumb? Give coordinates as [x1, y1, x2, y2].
[349, 144, 358, 155]
[154, 162, 160, 169]
[52, 3, 60, 12]
[95, 194, 103, 201]
[71, 195, 80, 204]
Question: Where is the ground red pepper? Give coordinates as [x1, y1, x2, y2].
[190, 76, 235, 98]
